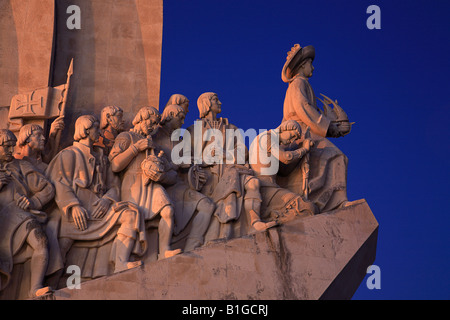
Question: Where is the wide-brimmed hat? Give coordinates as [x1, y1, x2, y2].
[281, 44, 315, 83]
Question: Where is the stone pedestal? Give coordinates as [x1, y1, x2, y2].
[50, 199, 378, 300]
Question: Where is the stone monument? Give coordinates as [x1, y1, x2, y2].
[0, 1, 378, 300]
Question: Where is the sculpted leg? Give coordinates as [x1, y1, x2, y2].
[244, 179, 277, 232]
[26, 226, 52, 297]
[114, 210, 142, 273]
[158, 205, 182, 259]
[184, 198, 215, 252]
[204, 215, 220, 244]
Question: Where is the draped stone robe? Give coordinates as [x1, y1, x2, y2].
[187, 118, 258, 225]
[281, 75, 348, 212]
[152, 126, 207, 236]
[46, 142, 147, 278]
[109, 131, 173, 221]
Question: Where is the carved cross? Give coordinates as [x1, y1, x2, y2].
[15, 92, 43, 115]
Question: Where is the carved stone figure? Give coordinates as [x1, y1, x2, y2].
[46, 115, 146, 275]
[95, 106, 125, 156]
[187, 92, 276, 242]
[280, 44, 353, 211]
[14, 119, 64, 173]
[13, 122, 66, 288]
[153, 104, 215, 251]
[109, 107, 182, 259]
[249, 120, 318, 221]
[165, 94, 190, 114]
[0, 129, 55, 297]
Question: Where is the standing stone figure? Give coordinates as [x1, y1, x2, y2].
[95, 105, 125, 156]
[153, 104, 215, 251]
[14, 123, 66, 283]
[46, 115, 146, 274]
[109, 107, 182, 259]
[187, 92, 276, 241]
[249, 120, 318, 221]
[0, 129, 55, 298]
[281, 44, 352, 211]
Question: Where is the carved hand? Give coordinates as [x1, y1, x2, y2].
[326, 122, 342, 138]
[71, 205, 89, 231]
[133, 138, 154, 152]
[146, 168, 164, 182]
[196, 167, 208, 184]
[302, 138, 314, 151]
[91, 198, 112, 219]
[16, 195, 31, 210]
[49, 115, 65, 138]
[336, 121, 352, 136]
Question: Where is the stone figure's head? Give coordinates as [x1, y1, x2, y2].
[132, 106, 161, 136]
[100, 105, 125, 133]
[282, 44, 315, 82]
[74, 115, 100, 143]
[160, 104, 186, 129]
[166, 94, 190, 114]
[18, 124, 46, 152]
[277, 120, 302, 145]
[0, 129, 17, 162]
[197, 92, 222, 118]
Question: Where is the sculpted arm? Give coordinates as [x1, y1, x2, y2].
[45, 150, 81, 217]
[287, 81, 330, 137]
[109, 134, 137, 172]
[22, 162, 55, 210]
[277, 143, 311, 165]
[109, 134, 154, 172]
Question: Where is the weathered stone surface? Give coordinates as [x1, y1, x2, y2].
[50, 199, 378, 300]
[0, 0, 163, 139]
[51, 0, 163, 148]
[0, 0, 55, 109]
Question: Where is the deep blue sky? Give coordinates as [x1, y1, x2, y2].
[160, 0, 450, 299]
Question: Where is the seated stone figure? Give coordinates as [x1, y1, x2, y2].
[109, 107, 182, 260]
[46, 115, 146, 276]
[187, 92, 276, 242]
[153, 104, 215, 252]
[249, 120, 318, 222]
[0, 129, 55, 298]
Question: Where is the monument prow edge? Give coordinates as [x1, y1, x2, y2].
[46, 199, 377, 300]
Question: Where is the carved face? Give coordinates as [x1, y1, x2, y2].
[279, 130, 300, 145]
[180, 102, 189, 114]
[139, 115, 159, 136]
[0, 140, 16, 162]
[27, 129, 46, 152]
[108, 110, 125, 132]
[88, 121, 100, 142]
[210, 95, 222, 115]
[300, 59, 314, 78]
[171, 111, 186, 130]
